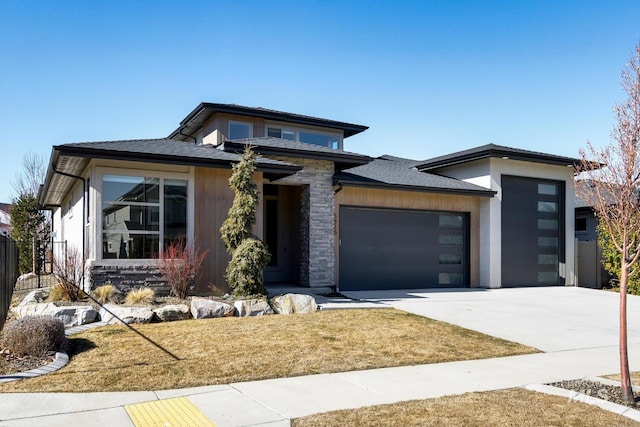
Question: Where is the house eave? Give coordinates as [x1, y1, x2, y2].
[38, 144, 301, 208]
[334, 178, 496, 197]
[169, 102, 369, 140]
[221, 140, 372, 170]
[416, 148, 583, 172]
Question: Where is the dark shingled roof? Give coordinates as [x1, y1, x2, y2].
[39, 138, 301, 208]
[170, 102, 369, 140]
[56, 139, 299, 170]
[575, 180, 621, 209]
[221, 137, 372, 170]
[335, 155, 496, 197]
[416, 143, 582, 171]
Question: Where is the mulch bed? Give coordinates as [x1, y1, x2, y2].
[0, 348, 54, 376]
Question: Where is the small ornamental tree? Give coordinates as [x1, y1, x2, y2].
[10, 152, 50, 275]
[156, 238, 208, 299]
[577, 44, 640, 404]
[220, 147, 270, 297]
[10, 193, 47, 275]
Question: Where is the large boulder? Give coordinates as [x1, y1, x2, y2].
[270, 294, 318, 315]
[190, 298, 236, 319]
[18, 288, 49, 306]
[153, 304, 190, 322]
[12, 303, 98, 328]
[99, 304, 155, 325]
[234, 299, 274, 317]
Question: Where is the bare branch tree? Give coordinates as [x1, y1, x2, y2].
[577, 44, 640, 404]
[11, 152, 47, 198]
[52, 245, 85, 302]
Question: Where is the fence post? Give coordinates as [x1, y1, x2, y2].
[0, 234, 19, 332]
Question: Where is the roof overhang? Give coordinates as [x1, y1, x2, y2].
[38, 143, 302, 208]
[221, 140, 372, 171]
[333, 173, 497, 197]
[169, 102, 369, 140]
[416, 146, 584, 172]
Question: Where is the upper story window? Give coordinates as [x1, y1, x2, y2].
[229, 121, 253, 140]
[267, 125, 341, 149]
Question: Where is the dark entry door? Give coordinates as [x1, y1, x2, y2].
[339, 206, 469, 291]
[263, 185, 301, 284]
[501, 176, 564, 287]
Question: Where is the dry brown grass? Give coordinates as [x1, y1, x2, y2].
[605, 371, 640, 385]
[292, 388, 639, 427]
[0, 309, 536, 392]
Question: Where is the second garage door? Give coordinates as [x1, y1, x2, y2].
[338, 206, 469, 291]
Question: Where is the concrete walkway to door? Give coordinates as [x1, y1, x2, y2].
[342, 286, 640, 353]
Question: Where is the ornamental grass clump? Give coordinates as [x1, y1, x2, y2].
[1, 316, 67, 356]
[91, 284, 119, 304]
[124, 288, 155, 306]
[220, 147, 270, 297]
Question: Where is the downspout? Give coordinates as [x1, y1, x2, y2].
[179, 127, 198, 144]
[52, 169, 86, 290]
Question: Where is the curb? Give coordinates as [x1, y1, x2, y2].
[524, 383, 640, 422]
[0, 321, 108, 383]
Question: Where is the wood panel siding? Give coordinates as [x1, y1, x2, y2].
[194, 167, 264, 295]
[335, 187, 483, 287]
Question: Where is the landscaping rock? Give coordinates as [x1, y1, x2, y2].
[153, 304, 190, 322]
[12, 303, 98, 328]
[270, 294, 318, 314]
[234, 299, 274, 317]
[18, 288, 49, 306]
[99, 304, 155, 325]
[190, 298, 236, 319]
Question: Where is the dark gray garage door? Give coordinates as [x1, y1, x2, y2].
[338, 206, 469, 291]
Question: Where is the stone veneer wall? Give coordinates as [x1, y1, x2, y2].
[88, 264, 170, 293]
[269, 156, 335, 288]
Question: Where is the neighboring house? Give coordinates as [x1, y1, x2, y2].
[38, 102, 580, 295]
[574, 180, 617, 288]
[0, 203, 12, 236]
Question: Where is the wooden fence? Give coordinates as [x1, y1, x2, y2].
[0, 234, 19, 331]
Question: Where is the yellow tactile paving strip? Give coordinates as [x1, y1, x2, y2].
[125, 397, 216, 427]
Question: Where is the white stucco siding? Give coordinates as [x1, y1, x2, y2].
[58, 179, 86, 259]
[436, 157, 576, 288]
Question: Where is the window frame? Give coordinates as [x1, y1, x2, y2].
[95, 167, 193, 264]
[265, 122, 343, 149]
[228, 120, 253, 140]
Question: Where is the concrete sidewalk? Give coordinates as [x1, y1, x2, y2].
[1, 343, 640, 426]
[2, 287, 640, 426]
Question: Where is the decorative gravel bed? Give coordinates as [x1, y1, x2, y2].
[550, 379, 639, 407]
[0, 348, 54, 375]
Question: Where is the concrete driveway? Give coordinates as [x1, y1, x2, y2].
[342, 287, 640, 352]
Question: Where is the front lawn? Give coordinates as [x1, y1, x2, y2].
[292, 388, 639, 427]
[0, 308, 536, 392]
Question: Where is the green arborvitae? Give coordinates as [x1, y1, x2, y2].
[598, 219, 640, 295]
[10, 193, 46, 275]
[220, 147, 270, 297]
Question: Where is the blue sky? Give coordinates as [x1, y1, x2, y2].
[1, 0, 639, 203]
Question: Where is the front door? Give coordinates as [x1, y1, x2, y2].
[263, 185, 301, 284]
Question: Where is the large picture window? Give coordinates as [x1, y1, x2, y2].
[102, 174, 188, 260]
